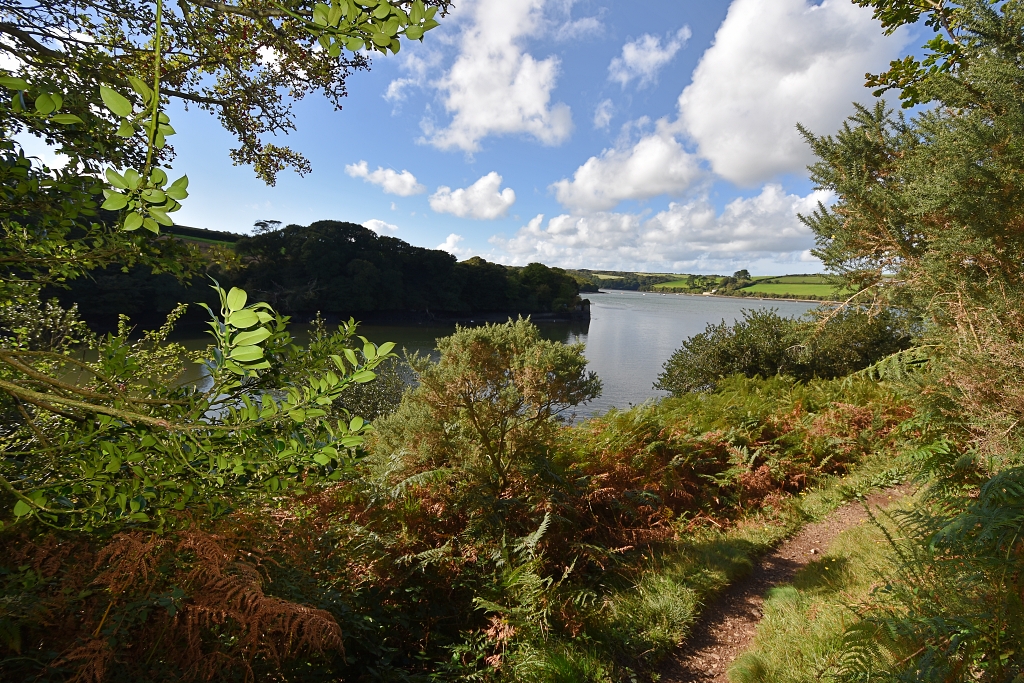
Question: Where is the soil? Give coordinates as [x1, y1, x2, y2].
[659, 486, 912, 683]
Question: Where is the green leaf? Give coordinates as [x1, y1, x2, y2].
[363, 342, 377, 360]
[410, 0, 425, 23]
[344, 36, 365, 51]
[233, 327, 271, 346]
[100, 85, 133, 117]
[149, 208, 173, 226]
[51, 113, 84, 125]
[229, 345, 264, 362]
[13, 500, 32, 517]
[350, 415, 364, 431]
[123, 212, 144, 231]
[141, 188, 166, 203]
[312, 3, 329, 24]
[101, 192, 129, 210]
[352, 370, 376, 383]
[344, 348, 358, 367]
[0, 76, 29, 90]
[142, 217, 160, 234]
[115, 120, 134, 137]
[288, 409, 306, 423]
[127, 75, 154, 103]
[373, 2, 391, 18]
[123, 168, 141, 190]
[377, 341, 396, 356]
[152, 168, 168, 185]
[313, 453, 332, 466]
[226, 287, 248, 312]
[405, 25, 424, 40]
[328, 3, 343, 25]
[371, 30, 390, 46]
[106, 168, 129, 189]
[227, 309, 260, 329]
[383, 17, 400, 36]
[34, 92, 55, 114]
[105, 456, 122, 473]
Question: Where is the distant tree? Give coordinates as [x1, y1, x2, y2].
[733, 269, 751, 280]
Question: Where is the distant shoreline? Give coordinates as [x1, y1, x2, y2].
[595, 288, 839, 305]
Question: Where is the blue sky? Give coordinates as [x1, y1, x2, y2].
[161, 0, 916, 274]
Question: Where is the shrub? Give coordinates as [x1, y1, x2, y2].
[655, 308, 914, 395]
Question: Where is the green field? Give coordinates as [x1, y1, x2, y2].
[740, 283, 843, 298]
[760, 275, 831, 284]
[655, 279, 699, 289]
[649, 273, 849, 299]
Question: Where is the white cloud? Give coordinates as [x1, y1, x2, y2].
[609, 27, 691, 88]
[363, 219, 399, 233]
[492, 185, 829, 272]
[677, 0, 909, 185]
[384, 50, 443, 103]
[425, 0, 573, 152]
[430, 172, 516, 219]
[437, 233, 472, 257]
[555, 15, 603, 41]
[550, 119, 703, 212]
[593, 99, 614, 130]
[344, 160, 425, 196]
[15, 133, 70, 170]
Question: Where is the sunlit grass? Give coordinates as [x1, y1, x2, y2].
[727, 496, 911, 683]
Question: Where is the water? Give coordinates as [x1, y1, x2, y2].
[574, 291, 815, 415]
[175, 291, 817, 417]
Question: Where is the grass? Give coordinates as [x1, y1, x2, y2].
[739, 283, 846, 298]
[759, 275, 831, 284]
[726, 495, 910, 683]
[561, 450, 911, 680]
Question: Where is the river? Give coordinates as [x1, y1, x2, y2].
[175, 291, 816, 416]
[189, 290, 814, 418]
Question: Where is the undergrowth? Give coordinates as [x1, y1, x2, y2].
[0, 369, 913, 682]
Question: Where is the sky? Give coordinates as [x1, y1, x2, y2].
[56, 0, 924, 274]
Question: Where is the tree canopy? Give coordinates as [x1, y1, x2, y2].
[2, 0, 449, 182]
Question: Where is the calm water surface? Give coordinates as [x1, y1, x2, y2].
[176, 291, 817, 417]
[344, 290, 814, 417]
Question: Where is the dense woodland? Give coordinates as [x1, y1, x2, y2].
[3, 0, 1024, 682]
[54, 220, 586, 326]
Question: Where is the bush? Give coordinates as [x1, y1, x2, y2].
[655, 308, 914, 395]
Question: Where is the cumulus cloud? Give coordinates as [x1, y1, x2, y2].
[492, 185, 829, 271]
[550, 119, 703, 212]
[362, 219, 399, 233]
[677, 0, 909, 185]
[430, 172, 517, 219]
[425, 0, 573, 152]
[609, 27, 691, 88]
[593, 99, 614, 130]
[344, 160, 425, 196]
[437, 233, 472, 257]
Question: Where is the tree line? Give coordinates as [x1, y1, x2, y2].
[52, 220, 587, 326]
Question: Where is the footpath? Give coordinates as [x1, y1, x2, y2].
[659, 486, 910, 683]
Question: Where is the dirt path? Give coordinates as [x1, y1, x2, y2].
[659, 486, 911, 683]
